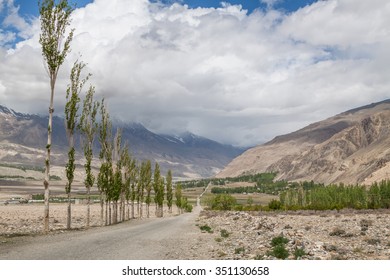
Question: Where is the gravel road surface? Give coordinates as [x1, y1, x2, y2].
[0, 206, 203, 260]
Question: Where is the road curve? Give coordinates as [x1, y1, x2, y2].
[0, 206, 202, 260]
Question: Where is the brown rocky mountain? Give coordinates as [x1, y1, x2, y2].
[217, 99, 390, 185]
[0, 105, 243, 180]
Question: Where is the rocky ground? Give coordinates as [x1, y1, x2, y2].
[1, 203, 390, 260]
[0, 203, 177, 238]
[193, 209, 390, 260]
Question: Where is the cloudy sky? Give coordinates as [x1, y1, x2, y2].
[0, 0, 389, 147]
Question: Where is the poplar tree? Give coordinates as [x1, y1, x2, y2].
[64, 60, 87, 229]
[39, 0, 75, 233]
[119, 144, 129, 222]
[112, 128, 123, 224]
[78, 86, 99, 228]
[153, 162, 161, 215]
[153, 163, 165, 217]
[97, 99, 112, 226]
[130, 160, 138, 219]
[166, 170, 173, 213]
[175, 183, 183, 214]
[156, 177, 165, 217]
[137, 161, 146, 218]
[122, 148, 132, 220]
[143, 160, 152, 218]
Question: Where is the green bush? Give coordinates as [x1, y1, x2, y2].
[268, 199, 282, 210]
[234, 247, 245, 254]
[271, 236, 289, 247]
[207, 194, 237, 210]
[32, 193, 44, 200]
[199, 225, 213, 233]
[269, 244, 289, 259]
[293, 248, 306, 259]
[220, 229, 230, 238]
[184, 203, 193, 212]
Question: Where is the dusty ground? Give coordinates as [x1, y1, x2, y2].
[2, 201, 390, 260]
[0, 203, 180, 237]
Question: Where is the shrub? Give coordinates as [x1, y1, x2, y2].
[220, 229, 230, 238]
[293, 247, 306, 259]
[329, 227, 346, 236]
[269, 244, 289, 259]
[235, 247, 245, 254]
[32, 193, 45, 200]
[184, 203, 193, 212]
[207, 194, 237, 210]
[268, 199, 282, 210]
[271, 236, 289, 246]
[199, 225, 213, 233]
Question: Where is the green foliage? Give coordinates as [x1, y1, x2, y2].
[39, 0, 74, 75]
[199, 224, 213, 233]
[78, 85, 99, 190]
[166, 170, 173, 211]
[278, 180, 390, 211]
[220, 229, 230, 238]
[175, 183, 183, 209]
[268, 199, 282, 210]
[181, 197, 193, 212]
[271, 236, 289, 247]
[207, 194, 237, 210]
[65, 147, 75, 194]
[269, 244, 289, 259]
[234, 247, 245, 254]
[293, 248, 306, 259]
[32, 193, 45, 200]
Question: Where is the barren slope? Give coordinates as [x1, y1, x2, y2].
[217, 99, 390, 184]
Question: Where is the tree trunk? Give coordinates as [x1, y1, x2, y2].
[100, 198, 103, 226]
[108, 203, 112, 225]
[44, 85, 55, 233]
[86, 186, 91, 228]
[146, 204, 150, 218]
[131, 200, 135, 219]
[121, 194, 125, 222]
[67, 192, 71, 229]
[113, 201, 117, 224]
[105, 201, 109, 226]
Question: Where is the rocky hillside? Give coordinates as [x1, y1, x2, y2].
[217, 99, 390, 185]
[0, 105, 243, 179]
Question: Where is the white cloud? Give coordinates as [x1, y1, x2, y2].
[0, 0, 389, 147]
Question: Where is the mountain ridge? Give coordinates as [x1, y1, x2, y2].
[0, 105, 244, 179]
[217, 99, 390, 185]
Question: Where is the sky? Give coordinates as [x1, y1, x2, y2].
[0, 0, 389, 147]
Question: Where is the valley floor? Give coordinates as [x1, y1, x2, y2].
[1, 202, 390, 260]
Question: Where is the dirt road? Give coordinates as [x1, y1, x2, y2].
[0, 206, 205, 260]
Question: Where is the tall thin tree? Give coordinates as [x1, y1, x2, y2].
[112, 128, 123, 224]
[78, 85, 99, 228]
[166, 170, 173, 213]
[175, 183, 183, 214]
[153, 162, 161, 216]
[39, 0, 75, 233]
[144, 160, 152, 218]
[97, 99, 112, 226]
[64, 60, 87, 229]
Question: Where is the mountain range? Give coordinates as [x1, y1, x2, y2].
[0, 105, 244, 180]
[217, 99, 390, 185]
